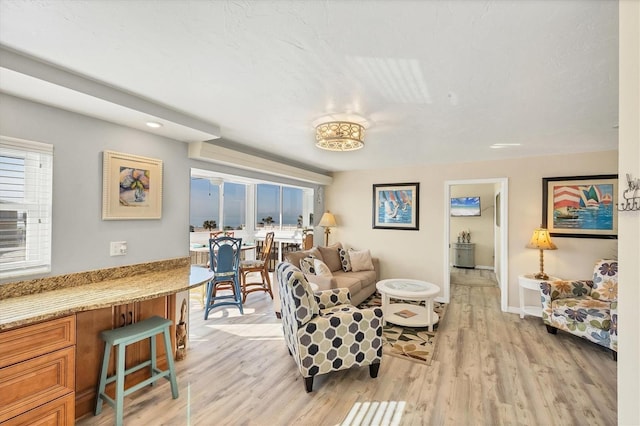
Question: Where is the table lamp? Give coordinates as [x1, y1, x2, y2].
[318, 211, 337, 246]
[526, 227, 557, 280]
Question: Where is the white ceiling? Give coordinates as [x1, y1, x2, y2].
[0, 0, 619, 173]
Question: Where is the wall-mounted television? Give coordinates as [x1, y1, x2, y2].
[451, 196, 481, 217]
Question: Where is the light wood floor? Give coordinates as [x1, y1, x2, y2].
[78, 278, 617, 426]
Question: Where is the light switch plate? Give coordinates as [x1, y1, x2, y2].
[110, 241, 127, 256]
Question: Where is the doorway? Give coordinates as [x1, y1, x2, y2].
[443, 178, 509, 311]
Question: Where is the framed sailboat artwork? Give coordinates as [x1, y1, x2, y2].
[372, 182, 420, 230]
[542, 174, 618, 239]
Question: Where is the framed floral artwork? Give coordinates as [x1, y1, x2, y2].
[102, 150, 163, 220]
[542, 174, 617, 239]
[372, 182, 420, 230]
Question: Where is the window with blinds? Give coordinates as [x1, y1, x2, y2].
[0, 137, 53, 278]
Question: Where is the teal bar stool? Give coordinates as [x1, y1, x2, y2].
[95, 315, 178, 426]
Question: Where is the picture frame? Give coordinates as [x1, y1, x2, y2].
[542, 174, 618, 239]
[102, 150, 163, 220]
[450, 196, 481, 217]
[372, 182, 419, 230]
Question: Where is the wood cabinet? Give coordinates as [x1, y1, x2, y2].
[2, 393, 75, 426]
[0, 315, 76, 425]
[74, 295, 175, 420]
[452, 243, 475, 268]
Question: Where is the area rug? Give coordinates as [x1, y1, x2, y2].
[358, 294, 447, 366]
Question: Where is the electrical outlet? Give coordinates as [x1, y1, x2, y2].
[110, 241, 127, 256]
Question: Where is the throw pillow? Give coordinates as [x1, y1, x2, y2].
[317, 242, 343, 272]
[284, 246, 323, 269]
[299, 256, 317, 275]
[313, 259, 333, 277]
[338, 247, 352, 272]
[349, 249, 374, 272]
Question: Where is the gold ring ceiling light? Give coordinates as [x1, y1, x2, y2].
[315, 121, 365, 151]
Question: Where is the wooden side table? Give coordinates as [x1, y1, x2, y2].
[518, 274, 560, 319]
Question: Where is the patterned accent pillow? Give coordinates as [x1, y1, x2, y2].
[313, 259, 333, 277]
[338, 247, 352, 272]
[349, 249, 374, 272]
[299, 256, 316, 275]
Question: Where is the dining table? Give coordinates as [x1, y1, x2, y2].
[254, 235, 301, 263]
[189, 243, 257, 266]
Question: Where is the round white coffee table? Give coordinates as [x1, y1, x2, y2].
[376, 279, 440, 330]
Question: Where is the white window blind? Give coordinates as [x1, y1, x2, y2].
[0, 137, 53, 278]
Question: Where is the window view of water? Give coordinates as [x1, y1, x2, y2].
[190, 178, 219, 229]
[190, 178, 305, 230]
[223, 182, 246, 229]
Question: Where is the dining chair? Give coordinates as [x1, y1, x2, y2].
[210, 230, 234, 238]
[301, 230, 313, 250]
[204, 236, 243, 320]
[239, 231, 274, 302]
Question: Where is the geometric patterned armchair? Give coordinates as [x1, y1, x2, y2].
[276, 262, 383, 392]
[540, 259, 618, 360]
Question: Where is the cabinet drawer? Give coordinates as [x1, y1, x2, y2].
[1, 393, 75, 426]
[0, 316, 76, 368]
[0, 347, 75, 423]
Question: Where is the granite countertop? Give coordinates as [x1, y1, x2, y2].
[0, 264, 213, 331]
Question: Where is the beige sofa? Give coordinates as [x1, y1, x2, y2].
[272, 242, 379, 316]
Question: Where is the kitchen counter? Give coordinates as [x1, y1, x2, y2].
[0, 261, 213, 331]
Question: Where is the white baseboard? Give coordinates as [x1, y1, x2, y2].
[506, 306, 521, 315]
[475, 265, 494, 270]
[449, 264, 494, 271]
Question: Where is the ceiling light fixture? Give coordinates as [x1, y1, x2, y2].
[315, 121, 365, 151]
[146, 121, 163, 128]
[490, 143, 521, 149]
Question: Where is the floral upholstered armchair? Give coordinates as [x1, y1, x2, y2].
[276, 262, 383, 392]
[540, 259, 618, 360]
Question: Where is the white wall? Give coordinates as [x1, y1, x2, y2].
[618, 1, 640, 423]
[0, 94, 190, 281]
[494, 184, 503, 284]
[450, 183, 495, 268]
[327, 150, 617, 311]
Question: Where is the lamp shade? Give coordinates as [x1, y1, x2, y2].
[526, 227, 557, 250]
[318, 211, 337, 227]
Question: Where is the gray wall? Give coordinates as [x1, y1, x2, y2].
[0, 94, 190, 282]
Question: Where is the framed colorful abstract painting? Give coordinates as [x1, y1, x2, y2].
[102, 150, 163, 220]
[372, 182, 420, 230]
[542, 174, 617, 239]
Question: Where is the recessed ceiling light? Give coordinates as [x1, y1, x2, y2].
[490, 143, 521, 149]
[146, 121, 163, 128]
